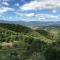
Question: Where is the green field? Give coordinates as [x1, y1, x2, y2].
[0, 23, 60, 60]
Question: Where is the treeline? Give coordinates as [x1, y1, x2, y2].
[0, 23, 31, 33]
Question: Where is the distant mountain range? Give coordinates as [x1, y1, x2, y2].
[0, 20, 60, 27]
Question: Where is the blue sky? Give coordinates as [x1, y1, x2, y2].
[0, 0, 60, 21]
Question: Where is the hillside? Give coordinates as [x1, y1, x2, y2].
[0, 23, 60, 60]
[0, 23, 31, 33]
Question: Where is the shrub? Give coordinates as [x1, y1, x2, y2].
[45, 47, 60, 60]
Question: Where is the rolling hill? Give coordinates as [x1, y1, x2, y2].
[0, 23, 60, 60]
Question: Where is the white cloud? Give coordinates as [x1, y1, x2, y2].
[35, 14, 60, 21]
[20, 0, 60, 10]
[2, 2, 9, 6]
[16, 11, 60, 21]
[25, 13, 35, 17]
[0, 7, 14, 14]
[35, 14, 58, 18]
[1, 0, 10, 2]
[15, 3, 19, 7]
[35, 14, 59, 21]
[52, 10, 57, 13]
[17, 13, 35, 17]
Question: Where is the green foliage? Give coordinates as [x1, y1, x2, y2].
[45, 46, 60, 60]
[0, 23, 31, 33]
[0, 23, 60, 60]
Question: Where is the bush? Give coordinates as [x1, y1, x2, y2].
[45, 47, 60, 60]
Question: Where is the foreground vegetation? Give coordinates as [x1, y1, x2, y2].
[0, 23, 60, 60]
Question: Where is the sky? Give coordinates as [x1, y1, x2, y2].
[0, 0, 60, 21]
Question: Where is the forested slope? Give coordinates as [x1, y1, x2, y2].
[0, 23, 60, 60]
